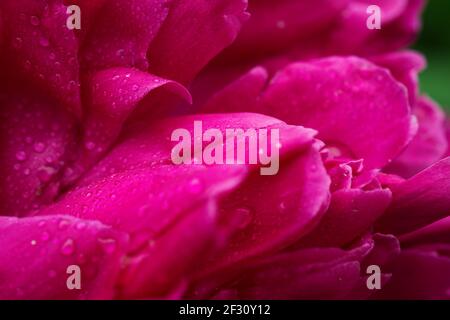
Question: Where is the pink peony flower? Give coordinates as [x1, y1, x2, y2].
[0, 0, 448, 300]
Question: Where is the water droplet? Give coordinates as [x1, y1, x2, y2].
[234, 207, 253, 229]
[41, 231, 50, 241]
[30, 240, 37, 246]
[13, 37, 23, 49]
[61, 238, 75, 256]
[33, 142, 45, 153]
[16, 151, 27, 161]
[132, 84, 139, 91]
[39, 37, 49, 47]
[188, 178, 203, 194]
[58, 219, 70, 229]
[85, 141, 96, 151]
[23, 168, 31, 176]
[30, 16, 40, 26]
[98, 238, 117, 254]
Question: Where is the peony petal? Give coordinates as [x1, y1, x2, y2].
[0, 0, 81, 116]
[385, 96, 448, 178]
[147, 0, 249, 84]
[0, 85, 77, 216]
[296, 188, 392, 248]
[203, 57, 414, 170]
[39, 113, 330, 297]
[0, 215, 127, 299]
[81, 0, 170, 71]
[373, 249, 450, 299]
[79, 67, 191, 170]
[188, 241, 373, 299]
[376, 157, 450, 234]
[218, 0, 348, 62]
[328, 0, 424, 56]
[119, 200, 228, 298]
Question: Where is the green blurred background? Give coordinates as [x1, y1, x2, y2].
[415, 1, 450, 111]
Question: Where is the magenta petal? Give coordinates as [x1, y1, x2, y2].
[297, 188, 392, 248]
[147, 0, 249, 84]
[1, 0, 81, 116]
[81, 0, 170, 71]
[120, 201, 226, 298]
[189, 242, 373, 300]
[329, 0, 423, 55]
[385, 96, 448, 178]
[40, 113, 330, 297]
[261, 57, 414, 169]
[0, 87, 77, 216]
[81, 67, 191, 168]
[370, 50, 425, 105]
[201, 58, 414, 170]
[221, 0, 348, 61]
[377, 157, 450, 234]
[0, 215, 127, 299]
[374, 249, 450, 299]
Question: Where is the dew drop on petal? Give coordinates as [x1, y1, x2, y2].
[61, 238, 75, 256]
[16, 151, 27, 161]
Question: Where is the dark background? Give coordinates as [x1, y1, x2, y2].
[415, 1, 450, 111]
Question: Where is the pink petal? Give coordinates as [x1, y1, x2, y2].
[0, 215, 127, 299]
[370, 50, 425, 105]
[147, 0, 249, 84]
[81, 0, 170, 71]
[39, 113, 330, 297]
[0, 0, 81, 116]
[188, 241, 373, 299]
[219, 0, 348, 62]
[373, 249, 450, 299]
[203, 57, 414, 170]
[0, 85, 77, 216]
[376, 157, 450, 234]
[385, 96, 448, 178]
[296, 188, 392, 248]
[79, 67, 191, 170]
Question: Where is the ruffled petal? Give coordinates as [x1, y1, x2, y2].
[203, 57, 414, 170]
[377, 157, 450, 234]
[296, 188, 392, 248]
[385, 96, 448, 178]
[0, 215, 127, 299]
[39, 113, 330, 297]
[78, 67, 190, 170]
[188, 241, 373, 299]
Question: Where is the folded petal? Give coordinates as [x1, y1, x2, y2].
[78, 67, 190, 171]
[328, 0, 424, 56]
[188, 241, 373, 299]
[296, 188, 392, 248]
[0, 0, 81, 116]
[0, 85, 77, 216]
[385, 96, 448, 178]
[203, 57, 414, 170]
[370, 50, 425, 105]
[39, 113, 330, 297]
[376, 157, 450, 234]
[373, 249, 450, 299]
[0, 215, 127, 299]
[147, 0, 249, 84]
